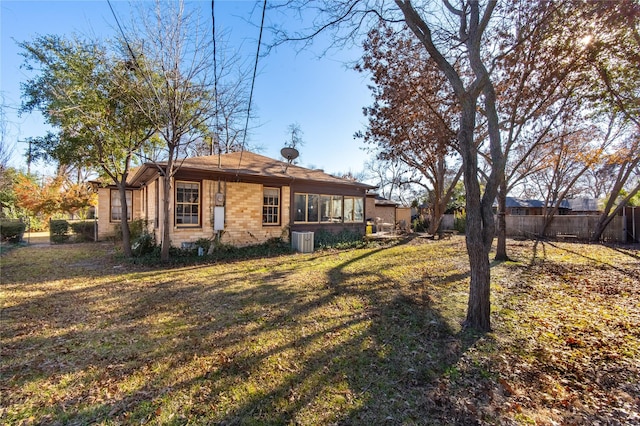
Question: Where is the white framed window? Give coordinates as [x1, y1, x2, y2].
[110, 189, 132, 222]
[175, 181, 200, 226]
[263, 187, 280, 225]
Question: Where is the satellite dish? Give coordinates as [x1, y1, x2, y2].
[280, 147, 299, 163]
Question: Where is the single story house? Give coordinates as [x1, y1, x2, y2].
[95, 151, 375, 247]
[566, 197, 600, 215]
[496, 197, 571, 216]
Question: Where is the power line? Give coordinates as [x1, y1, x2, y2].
[106, 0, 137, 64]
[211, 0, 219, 157]
[236, 0, 267, 175]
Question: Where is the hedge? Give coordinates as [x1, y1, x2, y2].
[0, 220, 26, 242]
[50, 220, 70, 244]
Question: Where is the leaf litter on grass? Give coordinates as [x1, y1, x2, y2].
[1, 238, 639, 425]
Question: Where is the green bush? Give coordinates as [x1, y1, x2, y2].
[132, 233, 156, 257]
[50, 220, 70, 244]
[127, 237, 292, 265]
[0, 220, 26, 242]
[314, 228, 365, 250]
[412, 218, 429, 233]
[454, 213, 466, 234]
[70, 221, 95, 242]
[113, 219, 148, 241]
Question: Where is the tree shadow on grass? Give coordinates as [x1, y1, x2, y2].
[2, 239, 487, 425]
[526, 240, 640, 280]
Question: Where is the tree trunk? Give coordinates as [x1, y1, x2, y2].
[494, 181, 509, 261]
[397, 0, 500, 331]
[118, 183, 133, 258]
[591, 183, 640, 242]
[465, 235, 491, 330]
[429, 196, 444, 235]
[459, 97, 493, 332]
[161, 171, 172, 262]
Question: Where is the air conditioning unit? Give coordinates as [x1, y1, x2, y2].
[291, 231, 314, 253]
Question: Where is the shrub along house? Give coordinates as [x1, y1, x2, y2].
[95, 151, 374, 248]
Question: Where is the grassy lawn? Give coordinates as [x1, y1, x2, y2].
[1, 237, 639, 425]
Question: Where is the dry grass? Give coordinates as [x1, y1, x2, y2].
[1, 237, 638, 425]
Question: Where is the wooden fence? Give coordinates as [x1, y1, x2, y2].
[504, 215, 625, 242]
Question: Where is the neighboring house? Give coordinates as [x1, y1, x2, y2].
[364, 194, 411, 232]
[367, 194, 397, 225]
[498, 197, 571, 216]
[95, 152, 375, 247]
[566, 197, 600, 215]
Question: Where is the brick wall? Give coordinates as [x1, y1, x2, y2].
[365, 195, 376, 222]
[375, 205, 396, 225]
[220, 182, 290, 247]
[96, 187, 143, 240]
[169, 179, 215, 245]
[98, 179, 291, 247]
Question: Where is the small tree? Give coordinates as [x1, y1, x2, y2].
[590, 133, 640, 241]
[125, 0, 218, 262]
[356, 25, 462, 234]
[19, 35, 156, 256]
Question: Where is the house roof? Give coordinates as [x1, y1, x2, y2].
[566, 197, 599, 212]
[502, 197, 571, 209]
[128, 151, 375, 189]
[504, 197, 545, 208]
[370, 195, 398, 207]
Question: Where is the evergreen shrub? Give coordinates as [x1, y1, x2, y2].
[0, 220, 26, 242]
[50, 220, 70, 244]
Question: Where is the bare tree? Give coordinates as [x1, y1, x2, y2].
[273, 0, 504, 330]
[0, 96, 14, 170]
[520, 118, 616, 234]
[185, 28, 254, 157]
[125, 0, 218, 262]
[363, 156, 418, 205]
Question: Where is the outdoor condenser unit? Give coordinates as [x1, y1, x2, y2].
[291, 231, 314, 253]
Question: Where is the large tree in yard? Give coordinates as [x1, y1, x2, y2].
[274, 0, 504, 330]
[124, 0, 218, 262]
[489, 0, 597, 260]
[19, 35, 156, 256]
[356, 25, 462, 235]
[580, 0, 640, 241]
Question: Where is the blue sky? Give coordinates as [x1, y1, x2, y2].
[1, 0, 373, 177]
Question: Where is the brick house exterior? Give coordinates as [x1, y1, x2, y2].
[95, 152, 374, 247]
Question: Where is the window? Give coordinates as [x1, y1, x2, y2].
[320, 195, 342, 222]
[294, 193, 362, 224]
[307, 194, 319, 222]
[175, 181, 200, 226]
[294, 193, 309, 222]
[294, 193, 320, 223]
[263, 187, 280, 225]
[110, 189, 132, 222]
[344, 197, 364, 222]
